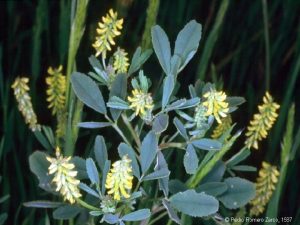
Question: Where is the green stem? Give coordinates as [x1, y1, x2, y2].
[148, 211, 168, 225]
[262, 0, 270, 90]
[166, 219, 173, 225]
[168, 131, 179, 143]
[141, 0, 160, 49]
[68, 219, 74, 225]
[77, 198, 99, 211]
[159, 142, 185, 150]
[112, 123, 132, 147]
[197, 0, 230, 81]
[64, 0, 89, 156]
[187, 132, 240, 188]
[122, 114, 141, 149]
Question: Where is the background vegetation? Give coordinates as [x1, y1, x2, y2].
[0, 0, 299, 224]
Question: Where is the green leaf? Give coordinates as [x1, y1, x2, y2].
[86, 158, 99, 185]
[122, 209, 151, 221]
[118, 143, 140, 179]
[94, 135, 107, 171]
[102, 160, 111, 194]
[29, 151, 53, 192]
[142, 168, 170, 181]
[165, 99, 186, 111]
[71, 72, 106, 114]
[109, 74, 128, 120]
[128, 47, 152, 76]
[170, 190, 219, 217]
[174, 117, 188, 140]
[156, 151, 170, 197]
[162, 75, 175, 108]
[218, 177, 255, 209]
[89, 211, 103, 216]
[152, 113, 169, 134]
[174, 20, 202, 71]
[201, 161, 225, 184]
[23, 201, 63, 208]
[53, 205, 82, 220]
[170, 55, 182, 76]
[231, 165, 257, 172]
[196, 182, 228, 197]
[88, 55, 108, 84]
[192, 138, 222, 151]
[0, 195, 9, 204]
[184, 144, 198, 174]
[71, 157, 88, 180]
[141, 131, 158, 174]
[88, 71, 108, 85]
[107, 96, 130, 109]
[103, 214, 119, 224]
[0, 213, 7, 225]
[226, 148, 250, 168]
[78, 122, 112, 129]
[42, 126, 55, 148]
[89, 55, 104, 73]
[169, 179, 187, 194]
[162, 199, 181, 225]
[151, 25, 171, 74]
[227, 96, 246, 107]
[33, 130, 53, 151]
[79, 183, 99, 198]
[176, 97, 200, 109]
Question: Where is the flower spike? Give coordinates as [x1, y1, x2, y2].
[11, 77, 41, 131]
[46, 147, 82, 204]
[202, 88, 229, 124]
[105, 155, 133, 201]
[245, 92, 280, 149]
[92, 9, 123, 58]
[250, 161, 279, 216]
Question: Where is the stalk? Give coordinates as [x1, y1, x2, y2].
[197, 0, 230, 81]
[262, 0, 271, 90]
[64, 0, 89, 156]
[187, 132, 241, 188]
[264, 104, 294, 224]
[141, 0, 160, 50]
[121, 114, 141, 149]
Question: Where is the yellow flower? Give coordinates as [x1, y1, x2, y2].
[105, 155, 133, 201]
[202, 88, 229, 124]
[211, 115, 232, 139]
[46, 147, 82, 204]
[245, 92, 280, 149]
[113, 47, 129, 73]
[11, 77, 41, 131]
[92, 9, 123, 58]
[250, 161, 279, 216]
[128, 89, 154, 116]
[46, 66, 66, 115]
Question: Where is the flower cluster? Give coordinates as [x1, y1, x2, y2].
[202, 88, 229, 124]
[46, 66, 66, 115]
[245, 92, 280, 149]
[113, 47, 129, 73]
[105, 155, 133, 201]
[194, 104, 208, 130]
[100, 197, 116, 213]
[211, 115, 232, 139]
[92, 9, 123, 58]
[46, 147, 81, 204]
[250, 161, 279, 216]
[11, 77, 40, 131]
[128, 89, 154, 117]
